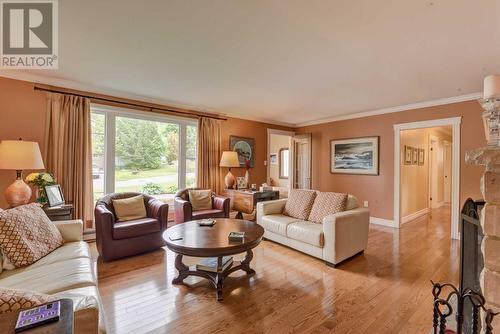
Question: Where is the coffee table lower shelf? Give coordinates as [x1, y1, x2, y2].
[172, 250, 255, 301]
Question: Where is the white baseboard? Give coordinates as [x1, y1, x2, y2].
[401, 207, 429, 224]
[370, 217, 395, 228]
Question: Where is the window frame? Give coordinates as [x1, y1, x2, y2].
[91, 104, 198, 197]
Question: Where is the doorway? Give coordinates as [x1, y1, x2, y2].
[394, 117, 461, 240]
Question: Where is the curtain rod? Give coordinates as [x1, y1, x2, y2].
[34, 85, 227, 121]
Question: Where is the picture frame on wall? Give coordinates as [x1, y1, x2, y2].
[404, 145, 413, 165]
[269, 153, 278, 165]
[418, 148, 425, 165]
[330, 136, 379, 175]
[230, 136, 255, 167]
[412, 147, 418, 164]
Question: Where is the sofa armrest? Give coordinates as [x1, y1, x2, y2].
[174, 197, 192, 224]
[148, 198, 169, 229]
[256, 199, 287, 225]
[322, 208, 370, 265]
[213, 196, 230, 217]
[53, 220, 83, 242]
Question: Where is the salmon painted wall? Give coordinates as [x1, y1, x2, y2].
[219, 117, 293, 192]
[296, 101, 486, 220]
[0, 77, 47, 209]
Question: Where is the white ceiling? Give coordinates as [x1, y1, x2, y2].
[2, 0, 500, 126]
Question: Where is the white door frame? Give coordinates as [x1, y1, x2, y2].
[393, 117, 461, 240]
[267, 129, 295, 188]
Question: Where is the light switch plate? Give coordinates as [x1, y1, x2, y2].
[364, 201, 368, 207]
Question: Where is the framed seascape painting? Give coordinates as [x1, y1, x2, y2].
[230, 136, 255, 167]
[330, 137, 379, 175]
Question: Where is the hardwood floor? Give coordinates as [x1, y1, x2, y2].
[91, 206, 457, 334]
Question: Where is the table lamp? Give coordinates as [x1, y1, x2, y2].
[219, 151, 240, 189]
[0, 140, 44, 207]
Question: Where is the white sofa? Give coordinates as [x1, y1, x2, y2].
[0, 220, 105, 334]
[256, 195, 370, 266]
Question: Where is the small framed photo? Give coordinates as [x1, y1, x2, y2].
[269, 153, 278, 165]
[418, 148, 425, 165]
[236, 177, 247, 189]
[45, 184, 65, 207]
[404, 145, 412, 165]
[412, 147, 418, 164]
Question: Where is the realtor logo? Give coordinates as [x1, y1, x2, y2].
[1, 0, 58, 68]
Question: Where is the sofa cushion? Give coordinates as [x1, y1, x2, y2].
[188, 189, 212, 211]
[0, 288, 56, 314]
[346, 195, 359, 211]
[112, 194, 147, 221]
[192, 209, 226, 220]
[308, 192, 348, 223]
[112, 218, 160, 240]
[283, 189, 317, 220]
[260, 214, 300, 236]
[287, 221, 324, 247]
[29, 241, 91, 269]
[0, 257, 96, 294]
[0, 203, 63, 268]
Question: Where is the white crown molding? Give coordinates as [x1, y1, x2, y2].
[294, 92, 481, 127]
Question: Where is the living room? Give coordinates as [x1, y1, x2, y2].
[0, 1, 499, 333]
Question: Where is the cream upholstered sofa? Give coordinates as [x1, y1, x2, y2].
[256, 193, 369, 267]
[0, 220, 105, 333]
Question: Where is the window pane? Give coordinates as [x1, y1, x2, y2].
[186, 124, 197, 188]
[91, 113, 105, 202]
[114, 117, 179, 204]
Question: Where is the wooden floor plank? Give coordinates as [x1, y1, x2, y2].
[92, 206, 456, 334]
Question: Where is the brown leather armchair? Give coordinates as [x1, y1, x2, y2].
[94, 192, 169, 262]
[174, 188, 230, 225]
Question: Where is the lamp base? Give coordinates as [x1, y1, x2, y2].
[224, 170, 236, 189]
[5, 176, 32, 208]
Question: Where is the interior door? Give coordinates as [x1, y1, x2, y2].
[291, 134, 312, 189]
[444, 142, 452, 203]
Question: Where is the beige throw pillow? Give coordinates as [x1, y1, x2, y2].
[283, 189, 317, 220]
[112, 195, 147, 221]
[308, 192, 348, 223]
[188, 190, 212, 211]
[0, 288, 56, 314]
[0, 204, 63, 268]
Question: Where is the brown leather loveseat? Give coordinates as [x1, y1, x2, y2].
[94, 192, 169, 261]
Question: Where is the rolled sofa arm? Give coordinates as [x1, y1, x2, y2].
[256, 199, 288, 225]
[322, 208, 370, 265]
[53, 220, 83, 242]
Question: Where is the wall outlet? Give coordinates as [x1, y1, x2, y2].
[363, 201, 369, 207]
[264, 160, 267, 166]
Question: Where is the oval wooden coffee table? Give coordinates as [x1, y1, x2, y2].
[163, 218, 264, 301]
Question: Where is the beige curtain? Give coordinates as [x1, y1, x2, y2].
[197, 117, 221, 193]
[44, 93, 94, 226]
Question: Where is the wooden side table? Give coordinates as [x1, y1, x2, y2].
[223, 189, 279, 219]
[42, 204, 74, 221]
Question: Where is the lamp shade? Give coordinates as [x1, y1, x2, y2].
[0, 140, 44, 170]
[219, 151, 240, 168]
[484, 74, 500, 99]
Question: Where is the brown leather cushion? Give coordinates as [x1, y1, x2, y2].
[112, 218, 160, 240]
[192, 209, 226, 220]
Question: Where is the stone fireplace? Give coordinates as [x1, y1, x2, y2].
[466, 147, 500, 330]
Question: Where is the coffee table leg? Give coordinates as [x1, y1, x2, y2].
[172, 253, 189, 284]
[216, 257, 224, 301]
[241, 250, 255, 275]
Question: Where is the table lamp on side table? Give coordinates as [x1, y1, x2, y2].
[220, 151, 240, 189]
[0, 140, 44, 207]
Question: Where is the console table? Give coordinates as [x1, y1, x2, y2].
[42, 204, 74, 221]
[223, 189, 279, 219]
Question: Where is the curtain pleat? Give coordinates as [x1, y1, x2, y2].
[196, 117, 221, 194]
[44, 93, 94, 227]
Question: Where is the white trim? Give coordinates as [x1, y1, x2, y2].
[295, 93, 480, 127]
[393, 117, 461, 240]
[401, 208, 429, 225]
[432, 201, 445, 209]
[370, 217, 395, 227]
[267, 129, 295, 185]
